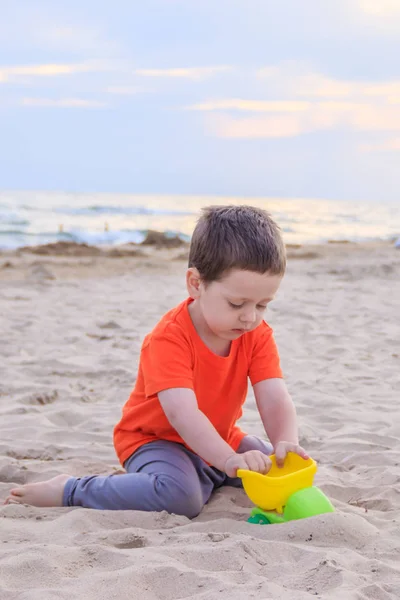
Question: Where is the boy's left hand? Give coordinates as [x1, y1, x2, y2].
[274, 441, 309, 468]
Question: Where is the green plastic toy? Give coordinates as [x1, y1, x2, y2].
[247, 486, 335, 524]
[238, 452, 335, 525]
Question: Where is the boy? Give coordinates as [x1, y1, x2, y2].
[5, 205, 308, 518]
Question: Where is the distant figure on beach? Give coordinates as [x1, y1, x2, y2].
[395, 237, 400, 248]
[5, 205, 309, 518]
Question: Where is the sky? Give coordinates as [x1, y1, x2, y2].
[0, 0, 399, 201]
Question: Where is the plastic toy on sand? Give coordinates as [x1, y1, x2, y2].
[238, 452, 334, 525]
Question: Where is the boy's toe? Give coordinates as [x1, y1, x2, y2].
[4, 496, 19, 505]
[3, 488, 25, 504]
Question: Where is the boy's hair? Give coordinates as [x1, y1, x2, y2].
[188, 205, 286, 282]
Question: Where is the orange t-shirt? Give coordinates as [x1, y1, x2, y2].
[113, 298, 283, 465]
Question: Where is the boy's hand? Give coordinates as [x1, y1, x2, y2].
[274, 441, 309, 468]
[224, 451, 272, 478]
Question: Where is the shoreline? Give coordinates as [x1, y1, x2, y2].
[1, 238, 398, 286]
[0, 236, 397, 256]
[1, 232, 399, 254]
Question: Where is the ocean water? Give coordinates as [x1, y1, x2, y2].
[1, 190, 399, 250]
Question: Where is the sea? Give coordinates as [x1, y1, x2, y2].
[1, 190, 399, 250]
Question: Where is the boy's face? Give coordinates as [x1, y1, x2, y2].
[187, 268, 282, 342]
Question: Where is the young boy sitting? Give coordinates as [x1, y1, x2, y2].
[5, 205, 308, 518]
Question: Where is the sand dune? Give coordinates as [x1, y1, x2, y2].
[1, 241, 400, 599]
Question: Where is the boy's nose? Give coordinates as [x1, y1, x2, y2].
[239, 309, 256, 324]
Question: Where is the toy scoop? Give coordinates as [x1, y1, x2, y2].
[238, 452, 334, 524]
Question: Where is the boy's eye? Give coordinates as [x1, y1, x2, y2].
[228, 301, 268, 310]
[228, 302, 243, 309]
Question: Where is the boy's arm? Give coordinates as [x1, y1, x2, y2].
[253, 378, 309, 465]
[158, 388, 271, 476]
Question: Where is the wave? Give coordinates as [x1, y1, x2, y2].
[0, 227, 190, 250]
[52, 205, 195, 217]
[0, 213, 30, 226]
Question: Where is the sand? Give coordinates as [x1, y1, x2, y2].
[0, 241, 399, 600]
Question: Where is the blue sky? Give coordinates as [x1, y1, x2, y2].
[1, 0, 399, 201]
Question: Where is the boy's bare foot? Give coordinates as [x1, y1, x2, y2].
[4, 474, 71, 507]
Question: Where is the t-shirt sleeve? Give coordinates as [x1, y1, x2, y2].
[141, 328, 195, 397]
[248, 321, 283, 385]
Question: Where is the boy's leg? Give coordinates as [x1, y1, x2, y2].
[5, 441, 214, 518]
[63, 440, 224, 518]
[4, 437, 269, 512]
[237, 435, 273, 456]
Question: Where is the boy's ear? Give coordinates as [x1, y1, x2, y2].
[186, 267, 202, 299]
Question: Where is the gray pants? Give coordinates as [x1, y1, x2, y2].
[63, 435, 273, 518]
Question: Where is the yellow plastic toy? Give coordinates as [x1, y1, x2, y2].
[238, 452, 334, 524]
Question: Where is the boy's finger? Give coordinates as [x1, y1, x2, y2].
[297, 446, 310, 460]
[262, 457, 272, 474]
[274, 445, 287, 468]
[274, 443, 310, 469]
[256, 455, 266, 473]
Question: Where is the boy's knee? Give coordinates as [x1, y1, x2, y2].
[156, 475, 204, 519]
[238, 435, 273, 456]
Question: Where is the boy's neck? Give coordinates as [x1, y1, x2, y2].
[188, 300, 231, 357]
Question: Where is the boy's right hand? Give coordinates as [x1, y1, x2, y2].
[224, 451, 272, 478]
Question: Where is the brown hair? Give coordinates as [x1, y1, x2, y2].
[188, 205, 286, 282]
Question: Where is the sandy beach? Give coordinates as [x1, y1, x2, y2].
[0, 240, 399, 600]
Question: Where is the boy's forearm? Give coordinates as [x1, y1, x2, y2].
[257, 392, 299, 448]
[169, 409, 236, 471]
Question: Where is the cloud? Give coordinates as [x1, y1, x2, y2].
[134, 66, 232, 80]
[210, 114, 303, 138]
[21, 97, 107, 108]
[359, 138, 400, 152]
[189, 64, 400, 138]
[0, 61, 110, 83]
[0, 61, 231, 95]
[205, 101, 400, 138]
[187, 99, 310, 112]
[352, 0, 400, 34]
[298, 77, 400, 101]
[257, 64, 400, 101]
[357, 0, 400, 16]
